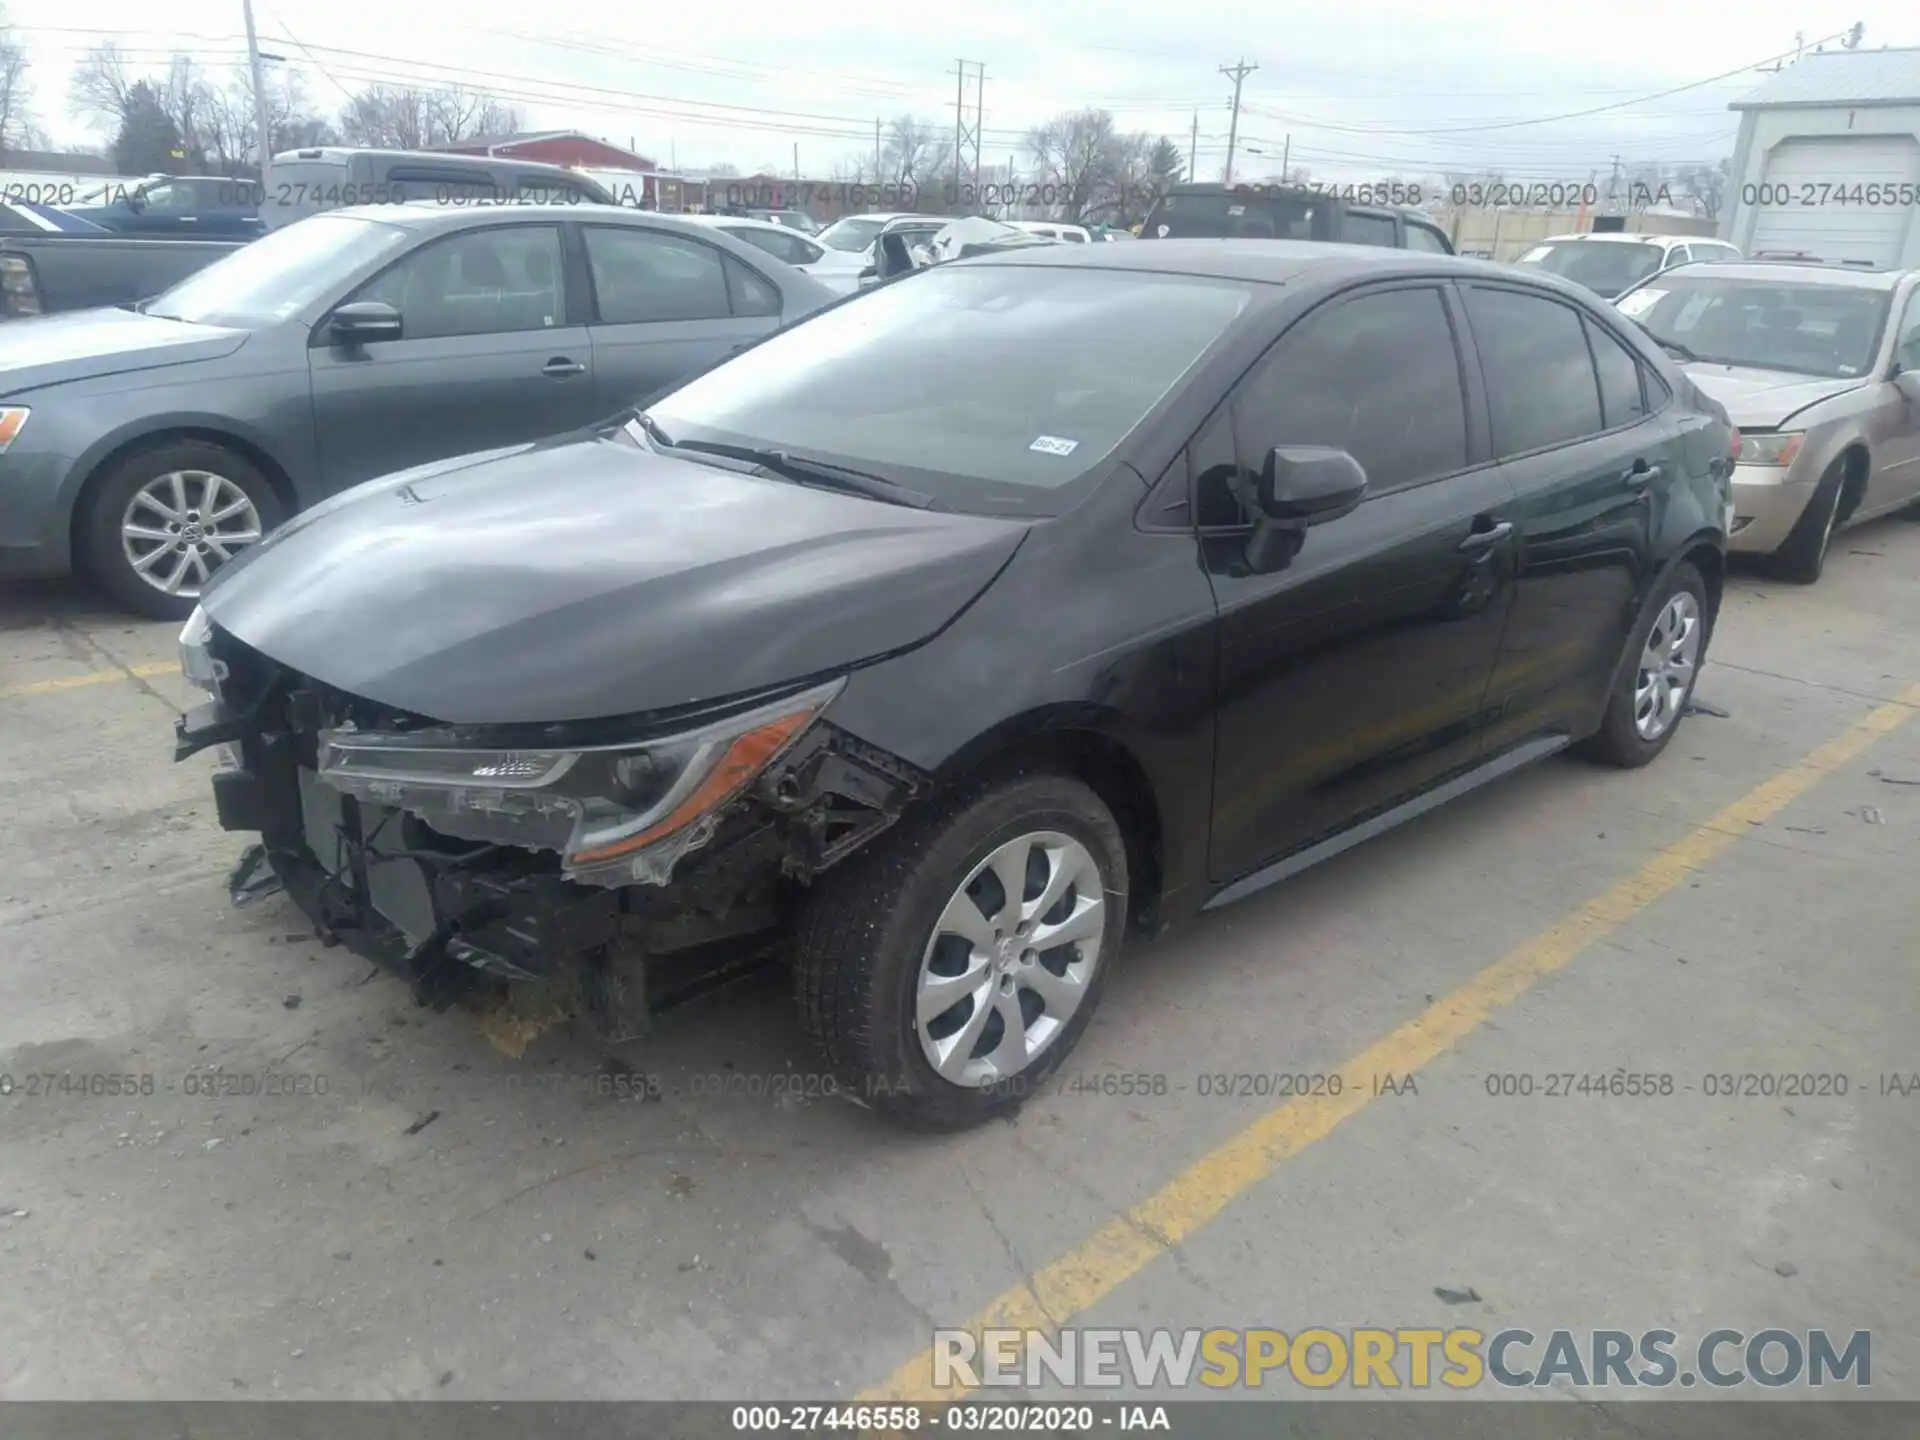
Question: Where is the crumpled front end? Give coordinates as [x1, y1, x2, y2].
[174, 609, 925, 1030]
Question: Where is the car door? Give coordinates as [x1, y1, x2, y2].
[578, 222, 784, 414]
[118, 179, 201, 237]
[1202, 281, 1517, 886]
[1459, 282, 1674, 752]
[1872, 280, 1920, 509]
[307, 221, 598, 491]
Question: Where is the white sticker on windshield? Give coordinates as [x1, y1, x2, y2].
[1030, 435, 1081, 457]
[1156, 223, 1170, 237]
[1615, 288, 1665, 317]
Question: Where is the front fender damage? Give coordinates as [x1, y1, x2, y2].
[188, 672, 929, 1043]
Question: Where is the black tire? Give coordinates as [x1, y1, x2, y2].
[80, 440, 284, 621]
[794, 772, 1129, 1131]
[1767, 458, 1844, 585]
[1578, 562, 1709, 770]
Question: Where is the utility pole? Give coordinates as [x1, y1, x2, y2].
[241, 0, 275, 180]
[1188, 110, 1199, 183]
[793, 142, 800, 181]
[874, 117, 882, 182]
[1280, 133, 1290, 183]
[973, 64, 985, 191]
[1220, 57, 1257, 185]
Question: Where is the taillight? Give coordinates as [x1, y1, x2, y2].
[0, 255, 39, 317]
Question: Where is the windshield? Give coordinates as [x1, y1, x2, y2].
[1143, 191, 1317, 240]
[1615, 277, 1891, 379]
[647, 265, 1252, 515]
[1515, 241, 1663, 297]
[144, 214, 412, 328]
[817, 216, 890, 252]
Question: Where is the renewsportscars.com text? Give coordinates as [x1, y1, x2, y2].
[933, 1326, 1871, 1390]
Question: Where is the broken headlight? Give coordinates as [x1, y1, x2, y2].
[178, 604, 225, 696]
[314, 678, 843, 888]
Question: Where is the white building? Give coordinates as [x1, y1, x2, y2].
[1723, 47, 1920, 266]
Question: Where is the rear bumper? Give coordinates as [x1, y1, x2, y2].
[1727, 466, 1818, 555]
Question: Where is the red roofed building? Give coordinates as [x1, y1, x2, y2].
[428, 131, 658, 173]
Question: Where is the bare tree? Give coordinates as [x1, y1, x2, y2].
[425, 85, 521, 144]
[213, 65, 335, 170]
[68, 41, 138, 135]
[338, 82, 521, 150]
[1026, 108, 1122, 222]
[1674, 158, 1730, 220]
[880, 114, 941, 192]
[0, 9, 33, 157]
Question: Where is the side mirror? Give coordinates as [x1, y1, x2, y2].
[327, 300, 403, 344]
[125, 189, 147, 213]
[1256, 446, 1368, 525]
[858, 264, 878, 286]
[1895, 367, 1920, 402]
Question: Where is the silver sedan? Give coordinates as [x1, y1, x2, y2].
[1615, 260, 1920, 582]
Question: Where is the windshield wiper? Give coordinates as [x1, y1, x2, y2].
[647, 430, 937, 510]
[1630, 317, 1698, 362]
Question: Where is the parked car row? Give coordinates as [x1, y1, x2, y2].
[171, 238, 1740, 1130]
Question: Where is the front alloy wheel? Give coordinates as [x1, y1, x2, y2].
[916, 831, 1107, 1088]
[795, 772, 1128, 1130]
[121, 470, 265, 600]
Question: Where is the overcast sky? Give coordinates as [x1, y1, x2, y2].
[7, 0, 1918, 181]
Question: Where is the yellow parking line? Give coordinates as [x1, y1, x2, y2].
[1, 661, 177, 699]
[859, 681, 1920, 1403]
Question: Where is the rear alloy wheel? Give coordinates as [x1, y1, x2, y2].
[795, 773, 1127, 1130]
[1579, 561, 1708, 769]
[83, 441, 283, 620]
[1769, 458, 1844, 585]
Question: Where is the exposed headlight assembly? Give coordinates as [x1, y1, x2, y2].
[316, 678, 844, 887]
[178, 604, 225, 695]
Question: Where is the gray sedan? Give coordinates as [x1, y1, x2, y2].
[0, 204, 837, 617]
[1616, 260, 1920, 582]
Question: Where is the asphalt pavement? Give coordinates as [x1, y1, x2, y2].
[0, 515, 1916, 1405]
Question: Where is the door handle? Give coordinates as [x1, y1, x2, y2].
[1457, 519, 1514, 553]
[1625, 458, 1665, 490]
[541, 357, 586, 378]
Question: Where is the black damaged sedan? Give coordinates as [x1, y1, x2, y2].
[176, 241, 1734, 1129]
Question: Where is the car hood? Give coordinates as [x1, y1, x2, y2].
[200, 432, 1031, 725]
[0, 306, 248, 395]
[1683, 365, 1864, 428]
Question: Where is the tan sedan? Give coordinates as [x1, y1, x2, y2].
[1615, 260, 1920, 582]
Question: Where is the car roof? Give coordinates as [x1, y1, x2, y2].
[1651, 260, 1907, 289]
[683, 213, 800, 235]
[964, 237, 1588, 290]
[326, 201, 765, 241]
[826, 211, 917, 224]
[1538, 232, 1677, 245]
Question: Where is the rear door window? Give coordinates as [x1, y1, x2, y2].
[1465, 286, 1605, 455]
[1585, 319, 1651, 428]
[584, 225, 733, 322]
[1405, 221, 1452, 254]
